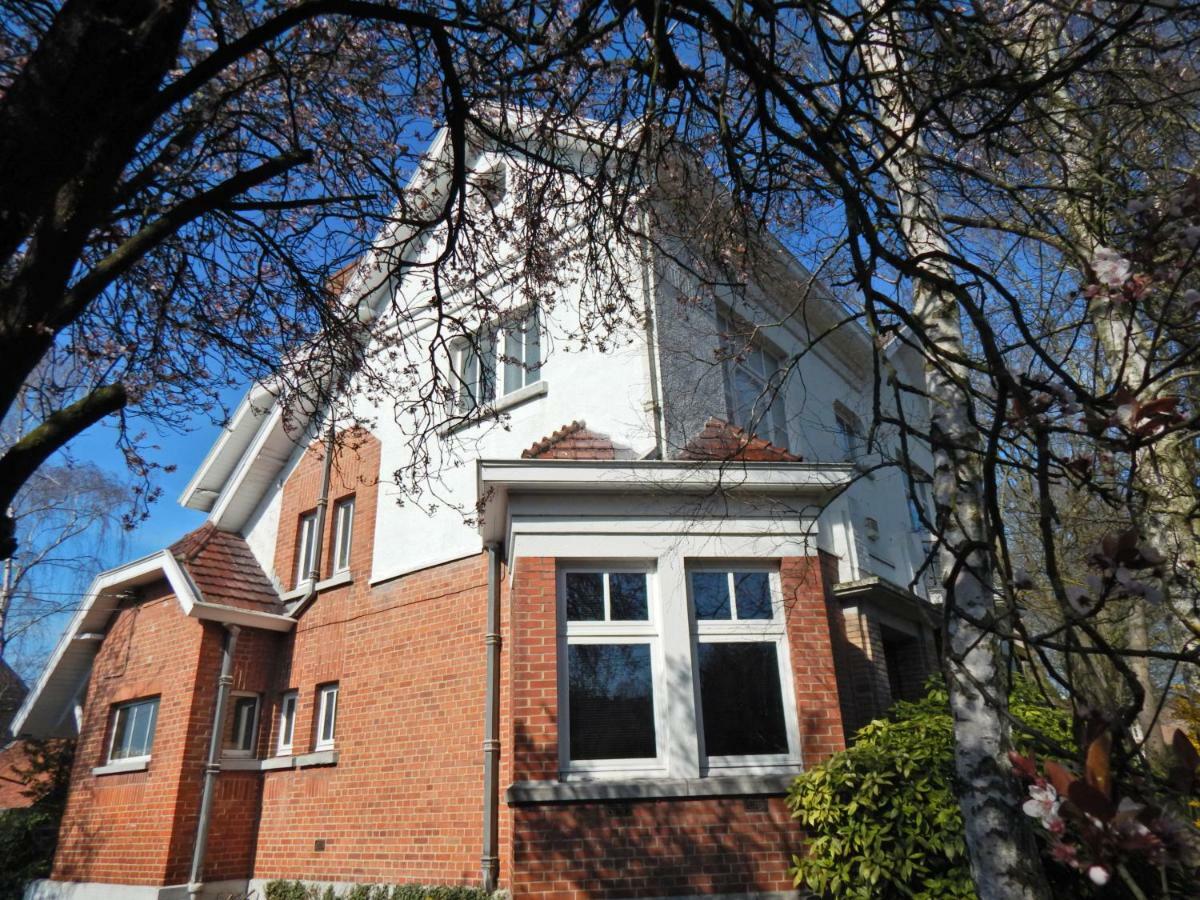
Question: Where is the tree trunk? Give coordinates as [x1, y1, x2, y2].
[857, 6, 1053, 897]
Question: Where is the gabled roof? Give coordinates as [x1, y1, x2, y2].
[170, 524, 286, 614]
[12, 527, 292, 739]
[675, 418, 802, 463]
[522, 421, 617, 460]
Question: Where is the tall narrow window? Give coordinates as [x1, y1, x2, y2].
[907, 479, 932, 532]
[558, 568, 661, 772]
[454, 308, 540, 415]
[834, 406, 864, 461]
[107, 697, 160, 763]
[315, 683, 339, 751]
[277, 691, 297, 755]
[295, 510, 318, 586]
[688, 568, 797, 765]
[332, 496, 355, 573]
[719, 312, 787, 447]
[223, 693, 260, 757]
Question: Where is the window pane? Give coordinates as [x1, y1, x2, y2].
[234, 697, 257, 750]
[733, 572, 772, 620]
[698, 642, 788, 756]
[479, 330, 496, 403]
[609, 573, 648, 621]
[460, 346, 480, 412]
[565, 573, 603, 620]
[280, 695, 296, 748]
[503, 327, 524, 395]
[334, 499, 354, 571]
[524, 311, 541, 383]
[732, 368, 760, 431]
[691, 572, 731, 619]
[320, 687, 338, 743]
[568, 644, 656, 760]
[112, 699, 158, 760]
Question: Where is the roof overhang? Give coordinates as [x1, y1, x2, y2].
[12, 552, 294, 739]
[477, 457, 852, 545]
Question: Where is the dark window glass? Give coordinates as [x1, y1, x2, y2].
[609, 573, 649, 621]
[698, 642, 788, 756]
[565, 573, 604, 620]
[733, 572, 772, 620]
[568, 644, 656, 760]
[691, 572, 731, 619]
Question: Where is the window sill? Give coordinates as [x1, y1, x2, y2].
[505, 773, 798, 805]
[93, 758, 150, 776]
[442, 381, 549, 435]
[280, 570, 353, 602]
[218, 750, 338, 773]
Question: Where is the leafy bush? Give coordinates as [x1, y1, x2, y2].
[786, 679, 1073, 900]
[263, 881, 492, 900]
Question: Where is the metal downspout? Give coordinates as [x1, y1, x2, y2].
[188, 623, 240, 900]
[480, 541, 502, 893]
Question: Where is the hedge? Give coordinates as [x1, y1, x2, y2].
[263, 881, 493, 900]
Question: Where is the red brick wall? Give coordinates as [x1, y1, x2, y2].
[53, 581, 208, 886]
[0, 741, 34, 809]
[511, 798, 797, 898]
[502, 554, 844, 897]
[274, 427, 381, 590]
[251, 552, 491, 885]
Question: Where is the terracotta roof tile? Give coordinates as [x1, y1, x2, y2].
[522, 420, 617, 460]
[675, 417, 802, 463]
[169, 524, 285, 615]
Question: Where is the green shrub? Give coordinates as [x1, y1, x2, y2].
[263, 881, 492, 900]
[0, 739, 74, 900]
[786, 678, 1072, 900]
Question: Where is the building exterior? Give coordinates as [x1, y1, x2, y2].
[12, 125, 939, 900]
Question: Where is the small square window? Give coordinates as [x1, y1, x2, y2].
[295, 510, 318, 587]
[108, 697, 159, 763]
[315, 683, 339, 751]
[277, 691, 297, 755]
[332, 496, 355, 574]
[223, 693, 260, 757]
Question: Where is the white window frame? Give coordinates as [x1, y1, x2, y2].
[834, 404, 864, 461]
[107, 696, 160, 764]
[332, 496, 355, 574]
[315, 683, 339, 751]
[277, 690, 298, 755]
[718, 311, 788, 447]
[556, 564, 666, 778]
[224, 692, 260, 758]
[294, 510, 319, 586]
[686, 564, 802, 774]
[453, 307, 541, 415]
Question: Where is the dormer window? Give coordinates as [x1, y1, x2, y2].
[718, 312, 787, 447]
[454, 307, 541, 415]
[294, 510, 318, 587]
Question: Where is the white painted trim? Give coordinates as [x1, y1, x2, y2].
[25, 879, 250, 900]
[178, 382, 276, 510]
[442, 379, 549, 436]
[369, 549, 481, 587]
[12, 551, 168, 737]
[91, 758, 149, 777]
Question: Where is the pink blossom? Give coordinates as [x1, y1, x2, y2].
[1093, 246, 1131, 287]
[1022, 783, 1062, 830]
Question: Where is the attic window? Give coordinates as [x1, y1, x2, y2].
[718, 312, 788, 447]
[453, 307, 541, 415]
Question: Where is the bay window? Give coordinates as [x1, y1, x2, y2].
[555, 562, 799, 779]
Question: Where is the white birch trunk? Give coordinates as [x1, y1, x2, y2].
[857, 6, 1052, 897]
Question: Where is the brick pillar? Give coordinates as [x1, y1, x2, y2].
[780, 556, 846, 764]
